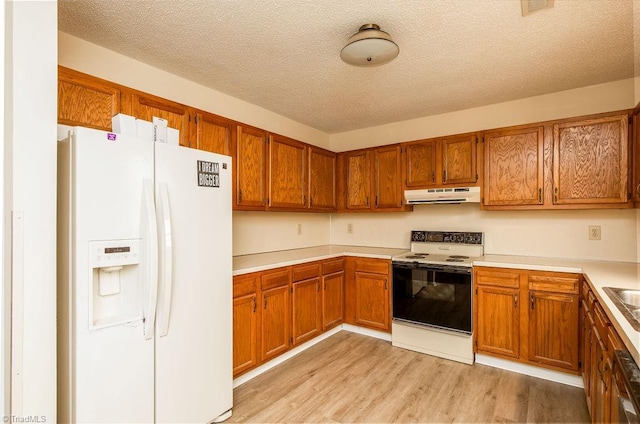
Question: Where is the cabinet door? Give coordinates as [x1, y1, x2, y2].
[235, 125, 268, 210]
[633, 109, 640, 203]
[475, 285, 519, 358]
[292, 277, 321, 345]
[58, 67, 121, 131]
[233, 294, 258, 377]
[484, 126, 544, 206]
[591, 327, 611, 423]
[129, 93, 190, 147]
[442, 134, 477, 184]
[194, 111, 232, 155]
[354, 271, 389, 331]
[269, 135, 307, 209]
[322, 271, 344, 330]
[405, 139, 437, 188]
[553, 114, 629, 205]
[261, 285, 290, 362]
[344, 150, 371, 210]
[528, 291, 580, 371]
[373, 146, 403, 209]
[581, 298, 593, 411]
[308, 147, 336, 210]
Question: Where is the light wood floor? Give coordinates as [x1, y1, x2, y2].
[229, 331, 590, 423]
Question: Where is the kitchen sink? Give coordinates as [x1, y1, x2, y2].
[603, 287, 640, 331]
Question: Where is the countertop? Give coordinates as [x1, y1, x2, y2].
[233, 246, 640, 366]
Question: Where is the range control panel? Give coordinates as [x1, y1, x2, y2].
[411, 231, 483, 245]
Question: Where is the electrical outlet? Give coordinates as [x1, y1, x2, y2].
[589, 226, 601, 241]
[297, 223, 302, 235]
[347, 223, 353, 234]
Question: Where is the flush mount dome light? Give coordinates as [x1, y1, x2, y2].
[340, 24, 399, 67]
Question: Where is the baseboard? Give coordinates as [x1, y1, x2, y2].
[341, 324, 392, 342]
[475, 353, 584, 388]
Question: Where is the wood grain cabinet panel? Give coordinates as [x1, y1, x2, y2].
[194, 111, 233, 155]
[58, 67, 121, 131]
[528, 290, 579, 371]
[483, 126, 544, 206]
[344, 150, 372, 210]
[269, 135, 307, 209]
[233, 293, 258, 377]
[374, 146, 403, 209]
[354, 271, 389, 331]
[292, 277, 322, 345]
[475, 285, 520, 358]
[308, 147, 336, 210]
[633, 108, 640, 204]
[441, 134, 477, 184]
[261, 285, 290, 362]
[322, 271, 344, 331]
[405, 139, 438, 187]
[553, 114, 629, 205]
[129, 93, 191, 147]
[235, 125, 268, 210]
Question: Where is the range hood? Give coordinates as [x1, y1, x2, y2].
[404, 187, 481, 205]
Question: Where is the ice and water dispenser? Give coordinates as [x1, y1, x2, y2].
[88, 239, 143, 329]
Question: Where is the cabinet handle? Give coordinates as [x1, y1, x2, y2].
[264, 297, 267, 309]
[514, 294, 518, 308]
[530, 293, 535, 310]
[431, 170, 435, 183]
[252, 296, 256, 313]
[443, 170, 447, 183]
[538, 188, 542, 204]
[553, 187, 558, 203]
[317, 281, 320, 292]
[375, 195, 379, 207]
[636, 183, 640, 197]
[366, 196, 370, 207]
[239, 189, 243, 203]
[384, 278, 388, 290]
[324, 282, 327, 290]
[303, 194, 307, 205]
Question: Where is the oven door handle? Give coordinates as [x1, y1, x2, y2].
[392, 262, 419, 269]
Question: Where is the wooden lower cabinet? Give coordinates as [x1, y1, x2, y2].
[474, 267, 580, 374]
[232, 273, 259, 377]
[261, 285, 291, 361]
[291, 263, 322, 346]
[322, 270, 344, 330]
[346, 258, 391, 332]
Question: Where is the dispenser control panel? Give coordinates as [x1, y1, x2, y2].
[89, 239, 141, 268]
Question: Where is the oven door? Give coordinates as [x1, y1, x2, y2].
[613, 350, 640, 424]
[392, 262, 472, 334]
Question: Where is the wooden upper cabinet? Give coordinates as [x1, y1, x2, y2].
[128, 92, 191, 147]
[58, 66, 121, 131]
[483, 126, 544, 207]
[308, 147, 336, 211]
[193, 111, 233, 155]
[235, 125, 268, 210]
[633, 107, 640, 204]
[442, 134, 477, 184]
[269, 135, 307, 209]
[344, 150, 372, 210]
[553, 114, 629, 205]
[373, 145, 403, 209]
[405, 139, 437, 188]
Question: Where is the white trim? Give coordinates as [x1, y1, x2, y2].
[341, 323, 391, 342]
[475, 353, 584, 388]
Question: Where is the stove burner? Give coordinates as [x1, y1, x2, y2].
[449, 255, 469, 259]
[446, 258, 464, 262]
[405, 254, 428, 259]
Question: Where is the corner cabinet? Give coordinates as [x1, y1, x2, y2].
[291, 263, 322, 346]
[345, 257, 391, 332]
[321, 259, 344, 330]
[553, 114, 629, 205]
[474, 266, 580, 374]
[483, 126, 545, 207]
[308, 147, 337, 211]
[340, 150, 372, 210]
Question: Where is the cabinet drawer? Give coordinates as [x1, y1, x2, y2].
[607, 325, 624, 353]
[474, 268, 520, 288]
[292, 263, 320, 282]
[353, 258, 389, 275]
[322, 259, 344, 275]
[528, 273, 580, 294]
[582, 280, 591, 298]
[261, 268, 291, 290]
[233, 273, 258, 298]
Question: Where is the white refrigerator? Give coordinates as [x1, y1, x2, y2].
[57, 127, 233, 423]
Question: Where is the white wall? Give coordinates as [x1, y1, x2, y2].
[330, 78, 636, 151]
[5, 1, 57, 420]
[331, 206, 637, 262]
[58, 32, 331, 151]
[233, 212, 330, 256]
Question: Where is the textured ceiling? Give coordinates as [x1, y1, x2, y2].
[58, 0, 635, 134]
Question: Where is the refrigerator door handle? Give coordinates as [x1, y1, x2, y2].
[142, 179, 159, 340]
[157, 182, 173, 337]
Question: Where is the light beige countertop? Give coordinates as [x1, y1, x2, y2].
[233, 245, 409, 276]
[475, 254, 640, 365]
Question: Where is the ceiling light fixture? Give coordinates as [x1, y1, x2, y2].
[340, 24, 399, 67]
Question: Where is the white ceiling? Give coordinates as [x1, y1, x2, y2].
[58, 0, 636, 134]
